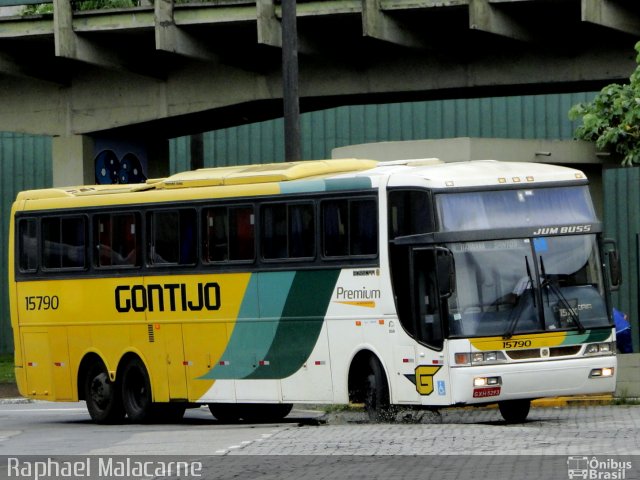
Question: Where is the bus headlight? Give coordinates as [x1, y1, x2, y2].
[585, 342, 615, 355]
[474, 376, 502, 387]
[455, 351, 506, 365]
[589, 367, 614, 378]
[472, 351, 505, 365]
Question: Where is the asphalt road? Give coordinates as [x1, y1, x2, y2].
[0, 400, 639, 480]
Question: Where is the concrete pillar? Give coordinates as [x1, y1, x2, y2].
[51, 134, 95, 187]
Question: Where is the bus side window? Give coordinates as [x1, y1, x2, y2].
[322, 200, 348, 257]
[229, 206, 255, 261]
[18, 218, 38, 272]
[149, 209, 196, 266]
[262, 204, 288, 259]
[322, 198, 377, 258]
[95, 213, 139, 267]
[289, 203, 314, 258]
[42, 216, 86, 270]
[204, 205, 255, 263]
[262, 202, 314, 260]
[350, 199, 377, 256]
[205, 207, 228, 262]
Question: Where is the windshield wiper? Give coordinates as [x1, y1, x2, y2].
[540, 257, 585, 333]
[503, 256, 535, 339]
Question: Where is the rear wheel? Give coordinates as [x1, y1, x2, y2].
[121, 358, 154, 423]
[364, 357, 393, 422]
[84, 362, 125, 424]
[498, 399, 531, 424]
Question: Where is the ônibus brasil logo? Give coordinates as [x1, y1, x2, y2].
[567, 457, 632, 480]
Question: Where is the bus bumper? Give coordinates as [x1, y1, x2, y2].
[449, 356, 617, 405]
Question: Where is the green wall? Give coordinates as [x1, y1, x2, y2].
[0, 132, 52, 354]
[171, 92, 596, 171]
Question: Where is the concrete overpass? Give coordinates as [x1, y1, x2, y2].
[0, 0, 639, 184]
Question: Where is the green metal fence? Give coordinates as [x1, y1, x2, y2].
[170, 92, 596, 171]
[0, 132, 52, 355]
[603, 166, 640, 352]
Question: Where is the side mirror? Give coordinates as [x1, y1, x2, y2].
[436, 249, 455, 298]
[604, 239, 622, 291]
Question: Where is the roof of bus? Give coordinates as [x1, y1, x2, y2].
[14, 158, 587, 209]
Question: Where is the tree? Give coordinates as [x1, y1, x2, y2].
[569, 41, 640, 166]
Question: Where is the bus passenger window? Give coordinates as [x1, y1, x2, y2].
[204, 206, 255, 263]
[262, 204, 287, 259]
[149, 209, 196, 266]
[289, 203, 314, 258]
[229, 207, 255, 261]
[18, 218, 38, 272]
[262, 202, 315, 260]
[95, 213, 139, 267]
[205, 208, 228, 262]
[322, 198, 377, 258]
[350, 199, 377, 255]
[42, 217, 86, 270]
[322, 200, 348, 257]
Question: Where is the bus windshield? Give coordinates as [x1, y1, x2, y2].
[436, 185, 596, 231]
[446, 234, 610, 338]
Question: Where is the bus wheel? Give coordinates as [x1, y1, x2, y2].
[498, 399, 531, 424]
[121, 358, 154, 423]
[365, 357, 393, 422]
[84, 362, 125, 424]
[208, 403, 241, 423]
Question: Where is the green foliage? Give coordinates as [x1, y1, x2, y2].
[569, 41, 640, 166]
[22, 0, 138, 16]
[0, 355, 15, 384]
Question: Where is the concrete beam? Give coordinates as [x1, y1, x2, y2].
[155, 0, 218, 61]
[0, 51, 65, 84]
[469, 0, 533, 42]
[362, 0, 424, 48]
[257, 0, 281, 47]
[53, 0, 127, 70]
[581, 0, 640, 36]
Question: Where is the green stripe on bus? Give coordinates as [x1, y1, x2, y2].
[201, 269, 339, 380]
[244, 269, 340, 379]
[561, 328, 613, 346]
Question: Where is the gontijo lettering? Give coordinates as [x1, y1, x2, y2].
[115, 282, 221, 312]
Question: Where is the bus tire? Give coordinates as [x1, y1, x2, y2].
[121, 357, 154, 423]
[84, 362, 125, 424]
[498, 399, 531, 424]
[365, 357, 393, 422]
[208, 403, 242, 423]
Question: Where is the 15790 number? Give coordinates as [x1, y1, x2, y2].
[502, 340, 532, 349]
[25, 295, 59, 311]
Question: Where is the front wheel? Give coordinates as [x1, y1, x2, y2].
[84, 362, 125, 424]
[121, 358, 154, 423]
[364, 357, 393, 422]
[498, 399, 531, 424]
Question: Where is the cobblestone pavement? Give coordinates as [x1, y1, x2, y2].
[223, 405, 640, 456]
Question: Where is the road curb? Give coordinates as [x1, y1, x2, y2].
[532, 395, 614, 407]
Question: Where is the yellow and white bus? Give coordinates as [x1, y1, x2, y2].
[9, 158, 619, 424]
